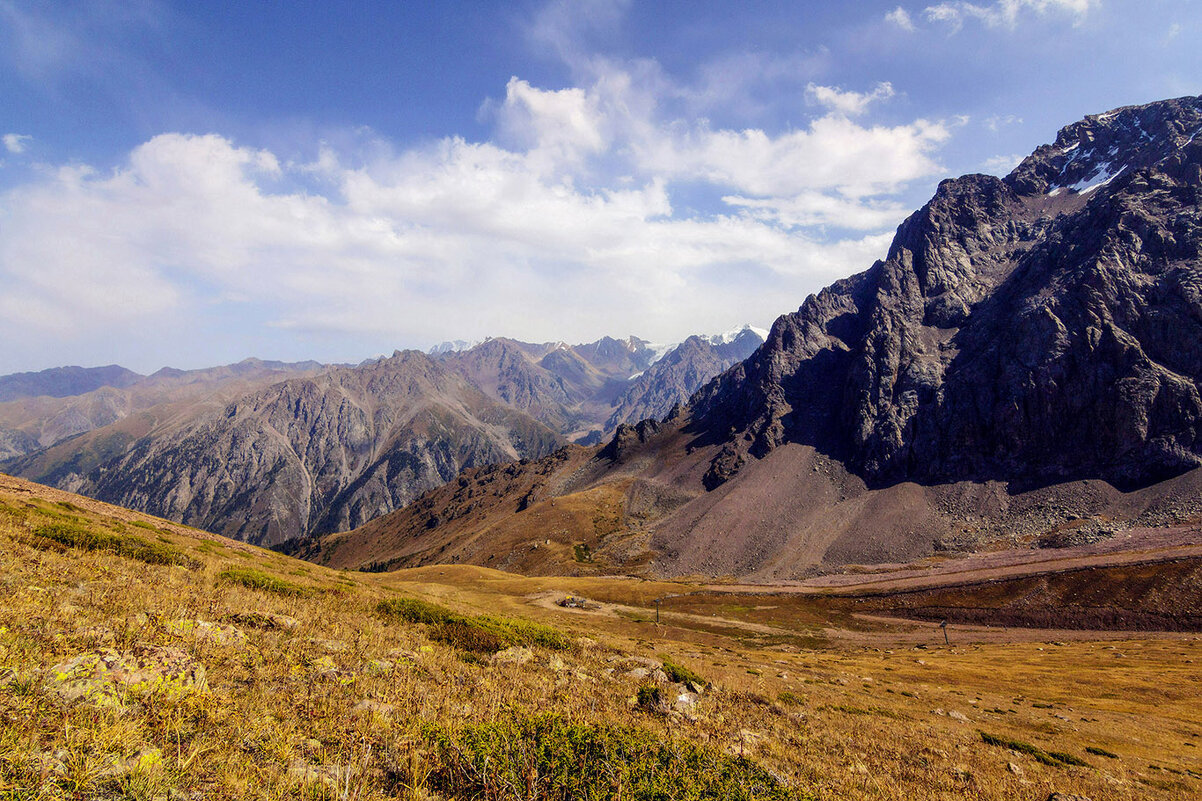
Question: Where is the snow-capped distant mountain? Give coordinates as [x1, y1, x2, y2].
[705, 324, 771, 347]
[428, 339, 485, 355]
[604, 325, 767, 433]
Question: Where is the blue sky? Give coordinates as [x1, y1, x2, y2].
[0, 0, 1198, 374]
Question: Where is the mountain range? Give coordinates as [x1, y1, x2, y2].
[301, 96, 1202, 580]
[0, 328, 764, 545]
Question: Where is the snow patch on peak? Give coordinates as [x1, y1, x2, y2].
[706, 324, 770, 346]
[428, 339, 483, 355]
[636, 324, 768, 375]
[1068, 163, 1124, 194]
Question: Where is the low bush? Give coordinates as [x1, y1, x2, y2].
[979, 731, 1089, 768]
[377, 598, 570, 653]
[217, 567, 312, 597]
[637, 683, 662, 711]
[377, 597, 454, 625]
[33, 522, 197, 569]
[424, 715, 810, 800]
[1086, 745, 1119, 758]
[660, 655, 705, 687]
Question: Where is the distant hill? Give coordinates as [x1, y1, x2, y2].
[433, 328, 766, 441]
[2, 328, 763, 546]
[0, 358, 326, 460]
[7, 351, 563, 546]
[0, 364, 143, 402]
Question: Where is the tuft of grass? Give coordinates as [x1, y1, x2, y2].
[1047, 750, 1091, 767]
[32, 521, 197, 569]
[376, 597, 454, 626]
[431, 619, 507, 654]
[1086, 745, 1119, 759]
[424, 715, 809, 800]
[637, 683, 662, 711]
[661, 655, 706, 688]
[979, 732, 1090, 768]
[217, 566, 312, 597]
[376, 597, 571, 653]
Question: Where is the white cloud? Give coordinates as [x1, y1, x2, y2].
[984, 114, 1022, 131]
[981, 153, 1026, 175]
[924, 0, 1096, 30]
[0, 60, 956, 367]
[723, 193, 912, 231]
[2, 133, 31, 154]
[636, 113, 948, 199]
[885, 6, 917, 31]
[489, 77, 608, 172]
[805, 82, 896, 116]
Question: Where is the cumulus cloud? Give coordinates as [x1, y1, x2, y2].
[2, 133, 31, 154]
[0, 59, 956, 369]
[805, 82, 896, 116]
[984, 114, 1022, 131]
[885, 7, 917, 31]
[637, 114, 947, 199]
[981, 153, 1026, 175]
[925, 0, 1096, 30]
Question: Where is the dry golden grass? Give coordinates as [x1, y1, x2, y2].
[1, 478, 1200, 799]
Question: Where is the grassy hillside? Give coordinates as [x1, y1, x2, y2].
[1, 473, 1199, 799]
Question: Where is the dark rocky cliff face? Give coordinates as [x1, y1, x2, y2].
[692, 96, 1202, 491]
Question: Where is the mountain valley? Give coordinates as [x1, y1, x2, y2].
[0, 328, 764, 545]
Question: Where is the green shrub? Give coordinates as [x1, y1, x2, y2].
[1085, 745, 1119, 758]
[660, 655, 705, 687]
[33, 522, 197, 569]
[637, 683, 662, 711]
[1046, 750, 1090, 767]
[424, 715, 809, 800]
[377, 598, 571, 653]
[979, 732, 1089, 768]
[217, 567, 312, 597]
[376, 597, 455, 626]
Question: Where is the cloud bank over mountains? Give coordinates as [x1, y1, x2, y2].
[1, 0, 1189, 374]
[0, 47, 947, 371]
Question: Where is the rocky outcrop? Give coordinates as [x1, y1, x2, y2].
[692, 96, 1202, 492]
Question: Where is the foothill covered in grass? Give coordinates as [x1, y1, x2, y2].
[1, 474, 1200, 799]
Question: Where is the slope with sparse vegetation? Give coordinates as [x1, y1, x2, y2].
[2, 472, 1200, 799]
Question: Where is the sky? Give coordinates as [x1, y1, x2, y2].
[0, 0, 1198, 374]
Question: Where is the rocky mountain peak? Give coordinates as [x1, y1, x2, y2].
[689, 94, 1202, 493]
[1008, 95, 1202, 196]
